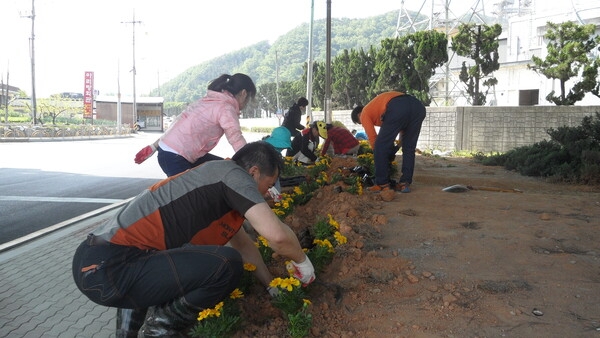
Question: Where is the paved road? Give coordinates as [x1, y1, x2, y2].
[0, 132, 165, 245]
[0, 120, 277, 246]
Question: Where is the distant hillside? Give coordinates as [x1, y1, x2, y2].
[151, 11, 410, 103]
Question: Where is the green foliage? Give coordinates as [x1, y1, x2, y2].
[306, 240, 334, 274]
[374, 31, 448, 105]
[270, 277, 307, 315]
[189, 298, 242, 338]
[255, 236, 274, 264]
[287, 301, 312, 338]
[152, 12, 400, 105]
[528, 21, 600, 105]
[150, 11, 442, 112]
[451, 23, 502, 106]
[477, 112, 600, 184]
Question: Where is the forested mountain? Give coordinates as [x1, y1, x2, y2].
[151, 11, 404, 104]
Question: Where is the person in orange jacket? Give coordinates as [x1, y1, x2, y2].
[351, 91, 426, 193]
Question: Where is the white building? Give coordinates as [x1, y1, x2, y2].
[420, 0, 600, 106]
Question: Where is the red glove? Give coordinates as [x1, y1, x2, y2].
[134, 144, 157, 164]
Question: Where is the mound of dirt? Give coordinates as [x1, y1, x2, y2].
[234, 155, 600, 337]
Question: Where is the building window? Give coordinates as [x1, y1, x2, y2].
[519, 89, 539, 106]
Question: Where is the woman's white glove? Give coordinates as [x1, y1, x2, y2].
[289, 255, 316, 286]
[267, 286, 280, 298]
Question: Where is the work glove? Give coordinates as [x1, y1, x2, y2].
[134, 144, 157, 164]
[267, 286, 280, 298]
[287, 255, 316, 286]
[268, 186, 282, 203]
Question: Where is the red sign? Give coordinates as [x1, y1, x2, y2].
[83, 71, 94, 119]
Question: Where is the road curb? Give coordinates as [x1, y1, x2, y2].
[0, 198, 132, 253]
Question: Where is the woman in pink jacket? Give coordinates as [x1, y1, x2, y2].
[135, 73, 256, 177]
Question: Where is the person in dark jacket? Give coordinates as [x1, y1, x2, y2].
[282, 97, 309, 138]
[288, 121, 328, 164]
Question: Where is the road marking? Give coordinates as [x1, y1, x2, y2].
[0, 196, 125, 204]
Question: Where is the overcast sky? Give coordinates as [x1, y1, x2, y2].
[0, 0, 439, 97]
[2, 0, 592, 98]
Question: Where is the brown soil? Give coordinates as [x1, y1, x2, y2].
[234, 155, 600, 337]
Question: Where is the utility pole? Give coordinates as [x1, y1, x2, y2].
[275, 50, 280, 116]
[324, 0, 332, 124]
[121, 11, 141, 126]
[305, 0, 315, 124]
[21, 0, 37, 124]
[3, 68, 8, 123]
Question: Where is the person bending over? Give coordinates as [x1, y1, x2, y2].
[73, 141, 316, 337]
[351, 91, 426, 193]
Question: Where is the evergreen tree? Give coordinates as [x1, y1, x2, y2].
[451, 23, 502, 106]
[528, 21, 600, 105]
[374, 30, 448, 105]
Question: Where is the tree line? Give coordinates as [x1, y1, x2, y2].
[259, 20, 600, 116]
[4, 19, 599, 124]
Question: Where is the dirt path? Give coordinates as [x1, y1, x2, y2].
[235, 155, 600, 337]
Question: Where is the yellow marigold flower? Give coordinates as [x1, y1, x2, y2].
[243, 263, 256, 271]
[302, 299, 312, 306]
[269, 277, 284, 288]
[293, 186, 303, 195]
[334, 231, 347, 245]
[279, 278, 296, 292]
[273, 209, 285, 216]
[257, 236, 269, 247]
[211, 302, 224, 317]
[328, 214, 340, 229]
[197, 308, 211, 321]
[230, 288, 244, 299]
[314, 238, 334, 253]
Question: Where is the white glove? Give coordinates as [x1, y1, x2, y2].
[267, 286, 280, 298]
[290, 255, 316, 286]
[268, 186, 282, 202]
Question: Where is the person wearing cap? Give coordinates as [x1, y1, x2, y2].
[263, 126, 292, 153]
[289, 121, 328, 164]
[321, 124, 361, 157]
[351, 91, 426, 193]
[282, 97, 309, 138]
[262, 126, 293, 194]
[352, 129, 368, 141]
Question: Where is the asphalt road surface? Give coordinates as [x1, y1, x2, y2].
[0, 124, 273, 246]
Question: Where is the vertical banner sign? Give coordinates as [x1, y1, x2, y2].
[83, 71, 94, 119]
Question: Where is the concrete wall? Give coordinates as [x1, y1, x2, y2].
[311, 106, 600, 153]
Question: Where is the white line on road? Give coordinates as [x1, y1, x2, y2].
[0, 196, 125, 204]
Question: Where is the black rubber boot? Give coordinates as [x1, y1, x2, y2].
[116, 308, 147, 338]
[138, 297, 201, 338]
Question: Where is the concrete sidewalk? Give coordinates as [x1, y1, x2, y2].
[0, 209, 120, 337]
